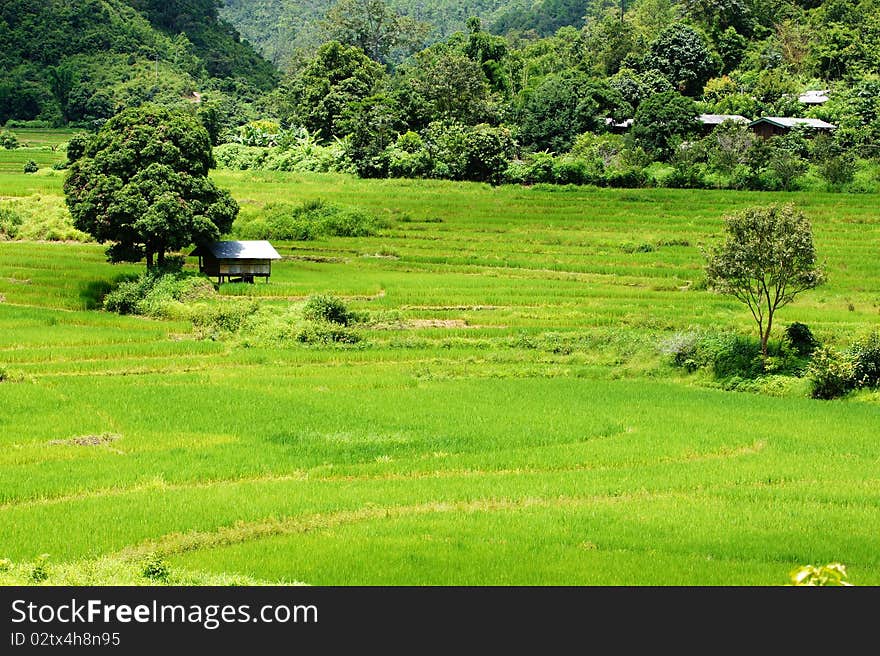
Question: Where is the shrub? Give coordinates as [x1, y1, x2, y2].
[296, 321, 361, 345]
[784, 322, 818, 357]
[30, 554, 50, 583]
[236, 200, 382, 242]
[190, 301, 258, 335]
[519, 152, 556, 184]
[0, 130, 18, 149]
[705, 333, 763, 379]
[605, 167, 648, 188]
[553, 159, 595, 185]
[103, 274, 157, 315]
[661, 330, 800, 380]
[103, 271, 216, 316]
[302, 294, 353, 326]
[808, 346, 855, 399]
[819, 154, 856, 190]
[664, 164, 708, 189]
[851, 331, 880, 389]
[212, 143, 269, 170]
[23, 160, 39, 173]
[659, 331, 702, 372]
[0, 207, 23, 239]
[141, 553, 170, 582]
[789, 563, 851, 586]
[65, 133, 90, 164]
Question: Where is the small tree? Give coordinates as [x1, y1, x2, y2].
[705, 204, 825, 361]
[64, 104, 238, 268]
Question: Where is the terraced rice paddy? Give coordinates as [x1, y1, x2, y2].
[1, 140, 879, 585]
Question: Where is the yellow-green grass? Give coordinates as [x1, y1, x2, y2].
[1, 153, 880, 586]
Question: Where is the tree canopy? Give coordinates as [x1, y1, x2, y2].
[705, 203, 825, 359]
[64, 104, 238, 268]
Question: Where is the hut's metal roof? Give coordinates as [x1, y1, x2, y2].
[698, 114, 749, 125]
[798, 90, 830, 104]
[749, 117, 836, 130]
[191, 241, 282, 260]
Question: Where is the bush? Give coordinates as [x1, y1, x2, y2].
[808, 346, 855, 399]
[23, 160, 39, 174]
[295, 321, 361, 345]
[784, 322, 818, 356]
[103, 271, 216, 316]
[302, 294, 353, 326]
[0, 207, 23, 239]
[553, 159, 596, 185]
[663, 164, 708, 189]
[212, 143, 269, 170]
[790, 563, 851, 586]
[659, 331, 702, 372]
[705, 333, 763, 379]
[189, 301, 258, 336]
[30, 554, 50, 583]
[605, 167, 648, 188]
[103, 274, 156, 315]
[518, 152, 556, 184]
[141, 554, 170, 582]
[0, 130, 19, 149]
[661, 330, 800, 380]
[236, 200, 382, 241]
[65, 133, 90, 164]
[851, 331, 880, 389]
[819, 154, 856, 190]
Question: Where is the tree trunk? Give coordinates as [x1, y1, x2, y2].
[761, 313, 774, 368]
[157, 249, 165, 268]
[146, 251, 154, 269]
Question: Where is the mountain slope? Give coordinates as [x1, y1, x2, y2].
[219, 0, 510, 68]
[0, 0, 277, 125]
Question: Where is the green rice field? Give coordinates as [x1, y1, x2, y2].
[1, 132, 879, 586]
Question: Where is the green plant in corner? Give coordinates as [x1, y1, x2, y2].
[789, 563, 852, 586]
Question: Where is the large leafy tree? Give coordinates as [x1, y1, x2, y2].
[630, 90, 698, 160]
[64, 104, 238, 268]
[643, 23, 718, 96]
[321, 0, 429, 64]
[282, 41, 385, 140]
[402, 47, 491, 126]
[705, 204, 825, 361]
[517, 73, 630, 153]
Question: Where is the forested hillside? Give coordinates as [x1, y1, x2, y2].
[205, 0, 880, 194]
[219, 0, 509, 67]
[3, 0, 879, 193]
[0, 0, 276, 127]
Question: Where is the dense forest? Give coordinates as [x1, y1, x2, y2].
[0, 0, 275, 127]
[3, 0, 880, 192]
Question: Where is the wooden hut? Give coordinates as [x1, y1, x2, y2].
[190, 240, 281, 283]
[748, 117, 836, 139]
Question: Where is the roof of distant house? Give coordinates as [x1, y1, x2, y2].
[798, 89, 830, 104]
[190, 240, 282, 260]
[749, 117, 837, 130]
[698, 114, 749, 125]
[604, 117, 634, 129]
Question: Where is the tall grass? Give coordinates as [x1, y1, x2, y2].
[1, 152, 880, 585]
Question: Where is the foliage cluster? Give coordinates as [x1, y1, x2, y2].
[103, 269, 217, 316]
[660, 328, 810, 381]
[808, 332, 880, 399]
[234, 199, 384, 241]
